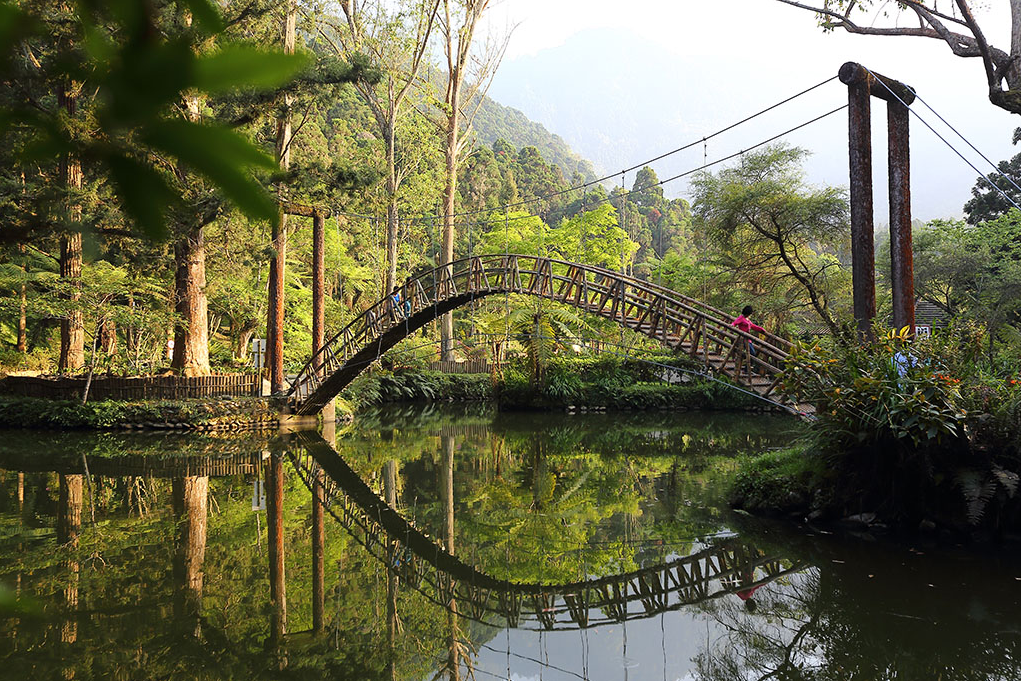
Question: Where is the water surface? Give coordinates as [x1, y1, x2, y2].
[1, 406, 1018, 680]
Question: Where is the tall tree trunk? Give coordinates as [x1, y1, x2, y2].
[384, 122, 400, 295]
[17, 276, 26, 355]
[58, 82, 84, 374]
[172, 476, 208, 639]
[171, 80, 211, 377]
[171, 224, 211, 376]
[268, 0, 295, 394]
[440, 118, 458, 361]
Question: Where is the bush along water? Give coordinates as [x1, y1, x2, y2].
[760, 323, 1021, 538]
[496, 354, 763, 412]
[339, 354, 767, 414]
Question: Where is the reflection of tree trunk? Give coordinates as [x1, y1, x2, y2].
[17, 473, 24, 522]
[57, 474, 82, 669]
[57, 475, 82, 545]
[384, 459, 399, 681]
[312, 468, 325, 635]
[266, 454, 287, 643]
[60, 558, 80, 672]
[441, 436, 461, 680]
[387, 557, 399, 681]
[172, 476, 208, 639]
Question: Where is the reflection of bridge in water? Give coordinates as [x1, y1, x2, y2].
[290, 431, 806, 631]
[0, 451, 264, 478]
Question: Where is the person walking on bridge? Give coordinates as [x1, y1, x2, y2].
[732, 305, 766, 360]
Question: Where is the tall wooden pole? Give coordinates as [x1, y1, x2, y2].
[844, 70, 876, 338]
[888, 101, 914, 332]
[268, 0, 296, 394]
[312, 210, 335, 421]
[839, 62, 916, 339]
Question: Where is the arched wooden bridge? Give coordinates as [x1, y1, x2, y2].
[288, 255, 796, 414]
[290, 432, 805, 630]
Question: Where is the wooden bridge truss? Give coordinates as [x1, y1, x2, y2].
[290, 432, 805, 631]
[288, 255, 797, 414]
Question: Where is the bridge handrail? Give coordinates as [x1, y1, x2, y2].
[287, 255, 794, 405]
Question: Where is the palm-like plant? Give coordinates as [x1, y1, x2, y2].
[477, 296, 592, 386]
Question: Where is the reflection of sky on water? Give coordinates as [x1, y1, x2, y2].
[477, 610, 719, 680]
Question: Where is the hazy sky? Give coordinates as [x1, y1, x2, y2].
[482, 1, 1018, 220]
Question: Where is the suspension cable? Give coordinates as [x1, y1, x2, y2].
[861, 65, 1021, 213]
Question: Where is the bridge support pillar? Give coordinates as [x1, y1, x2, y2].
[839, 62, 916, 339]
[311, 209, 335, 423]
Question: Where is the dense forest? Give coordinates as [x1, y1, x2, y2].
[1, 0, 1020, 397]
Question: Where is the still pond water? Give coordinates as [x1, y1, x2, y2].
[1, 405, 1020, 680]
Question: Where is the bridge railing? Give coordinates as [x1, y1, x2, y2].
[288, 255, 797, 411]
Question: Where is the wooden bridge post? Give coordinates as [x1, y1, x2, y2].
[840, 62, 916, 338]
[312, 209, 335, 422]
[842, 62, 876, 339]
[888, 100, 915, 332]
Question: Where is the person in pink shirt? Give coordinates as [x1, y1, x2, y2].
[732, 305, 766, 360]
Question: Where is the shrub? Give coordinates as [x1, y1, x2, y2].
[730, 447, 826, 515]
[781, 324, 1021, 528]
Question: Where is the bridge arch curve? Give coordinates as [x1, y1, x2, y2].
[288, 255, 794, 415]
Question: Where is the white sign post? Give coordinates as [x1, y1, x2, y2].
[251, 338, 267, 369]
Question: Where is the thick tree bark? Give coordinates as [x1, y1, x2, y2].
[57, 81, 85, 374]
[170, 78, 211, 377]
[17, 275, 26, 355]
[440, 104, 459, 361]
[171, 224, 211, 376]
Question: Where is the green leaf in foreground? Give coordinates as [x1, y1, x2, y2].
[143, 119, 278, 223]
[194, 45, 309, 93]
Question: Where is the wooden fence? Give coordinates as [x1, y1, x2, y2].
[1, 373, 262, 401]
[427, 360, 490, 374]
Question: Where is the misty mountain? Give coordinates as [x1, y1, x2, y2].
[473, 96, 597, 182]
